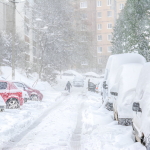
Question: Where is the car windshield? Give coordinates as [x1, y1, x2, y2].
[0, 82, 7, 90]
[13, 82, 24, 88]
[89, 82, 95, 86]
[24, 84, 31, 89]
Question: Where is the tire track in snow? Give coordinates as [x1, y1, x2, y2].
[70, 94, 88, 150]
[2, 92, 70, 150]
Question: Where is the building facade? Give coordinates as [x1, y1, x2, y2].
[79, 0, 127, 73]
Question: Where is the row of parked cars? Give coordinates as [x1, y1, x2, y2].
[102, 53, 150, 149]
[0, 80, 43, 111]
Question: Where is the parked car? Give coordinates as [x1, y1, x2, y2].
[103, 53, 146, 111]
[132, 63, 150, 149]
[88, 82, 96, 92]
[84, 72, 100, 78]
[73, 76, 84, 87]
[13, 81, 43, 101]
[111, 64, 143, 125]
[0, 80, 24, 109]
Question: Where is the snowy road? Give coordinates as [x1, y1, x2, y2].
[1, 86, 147, 150]
[3, 88, 86, 150]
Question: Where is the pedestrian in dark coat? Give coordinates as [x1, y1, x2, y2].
[66, 81, 72, 92]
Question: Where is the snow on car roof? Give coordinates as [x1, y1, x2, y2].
[106, 53, 146, 94]
[84, 72, 100, 78]
[63, 70, 82, 76]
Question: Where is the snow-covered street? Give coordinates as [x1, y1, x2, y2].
[0, 81, 146, 150]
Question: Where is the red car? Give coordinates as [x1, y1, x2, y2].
[13, 81, 43, 101]
[0, 80, 24, 109]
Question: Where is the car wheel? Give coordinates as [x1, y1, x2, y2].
[31, 95, 39, 101]
[6, 98, 20, 109]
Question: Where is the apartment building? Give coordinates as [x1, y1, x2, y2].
[96, 0, 127, 73]
[78, 0, 127, 73]
[74, 0, 97, 72]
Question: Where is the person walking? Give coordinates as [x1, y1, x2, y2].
[66, 81, 72, 93]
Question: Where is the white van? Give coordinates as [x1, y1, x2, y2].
[103, 53, 146, 111]
[111, 64, 143, 125]
[132, 63, 150, 149]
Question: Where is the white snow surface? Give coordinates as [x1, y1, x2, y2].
[0, 66, 146, 150]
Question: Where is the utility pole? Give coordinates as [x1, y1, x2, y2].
[12, 0, 16, 80]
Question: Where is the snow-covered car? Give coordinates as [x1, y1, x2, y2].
[103, 53, 146, 111]
[0, 80, 24, 109]
[0, 76, 6, 80]
[111, 64, 143, 125]
[84, 72, 100, 78]
[132, 63, 150, 148]
[62, 70, 81, 77]
[13, 81, 43, 101]
[100, 75, 104, 79]
[88, 82, 96, 92]
[73, 76, 84, 87]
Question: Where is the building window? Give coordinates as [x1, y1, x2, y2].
[98, 35, 102, 41]
[97, 24, 102, 30]
[107, 11, 112, 17]
[108, 46, 112, 52]
[97, 1, 101, 7]
[107, 0, 111, 6]
[120, 3, 124, 10]
[80, 2, 87, 8]
[81, 13, 87, 20]
[108, 34, 112, 41]
[107, 23, 112, 29]
[97, 47, 102, 53]
[98, 58, 102, 64]
[98, 12, 102, 18]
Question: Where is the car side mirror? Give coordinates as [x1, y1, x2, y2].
[132, 102, 142, 112]
[110, 84, 118, 96]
